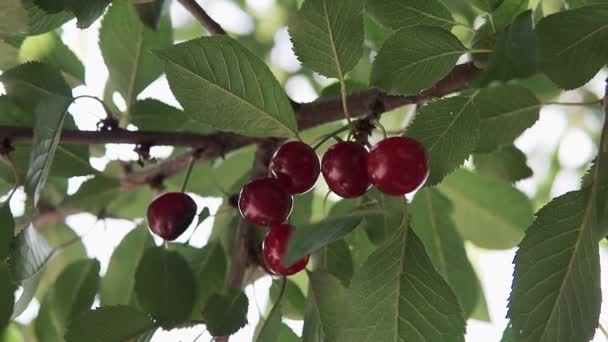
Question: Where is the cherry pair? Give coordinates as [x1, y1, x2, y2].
[322, 136, 429, 198]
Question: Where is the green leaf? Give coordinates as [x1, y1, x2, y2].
[471, 0, 504, 12]
[508, 189, 601, 342]
[34, 0, 111, 28]
[129, 98, 212, 134]
[473, 85, 540, 153]
[99, 0, 172, 108]
[101, 226, 154, 306]
[475, 11, 539, 86]
[0, 39, 20, 70]
[10, 225, 53, 283]
[25, 94, 72, 206]
[537, 4, 608, 89]
[277, 324, 299, 342]
[269, 278, 306, 320]
[178, 242, 227, 316]
[500, 324, 513, 342]
[365, 0, 455, 30]
[289, 0, 364, 79]
[474, 144, 533, 182]
[283, 211, 374, 265]
[410, 188, 481, 317]
[0, 61, 72, 112]
[35, 259, 100, 342]
[371, 26, 467, 95]
[65, 306, 157, 342]
[36, 224, 87, 301]
[339, 228, 466, 342]
[0, 204, 14, 261]
[360, 189, 407, 245]
[491, 0, 529, 30]
[254, 304, 282, 342]
[19, 32, 85, 86]
[157, 36, 299, 138]
[438, 169, 534, 249]
[134, 0, 167, 29]
[0, 0, 29, 36]
[302, 271, 346, 342]
[135, 247, 196, 328]
[290, 190, 315, 225]
[0, 262, 15, 333]
[202, 289, 249, 337]
[315, 239, 354, 287]
[407, 96, 480, 186]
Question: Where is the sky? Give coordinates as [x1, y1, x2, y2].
[3, 0, 608, 341]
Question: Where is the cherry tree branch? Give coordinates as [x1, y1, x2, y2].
[176, 0, 226, 35]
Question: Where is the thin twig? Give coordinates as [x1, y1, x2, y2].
[176, 0, 226, 35]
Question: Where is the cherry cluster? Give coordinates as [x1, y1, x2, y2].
[238, 136, 429, 276]
[143, 136, 428, 277]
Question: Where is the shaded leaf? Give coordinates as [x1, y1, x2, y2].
[129, 98, 212, 134]
[289, 0, 364, 78]
[473, 84, 540, 153]
[284, 211, 376, 265]
[100, 0, 172, 108]
[508, 189, 601, 342]
[411, 188, 481, 317]
[34, 0, 111, 28]
[135, 247, 196, 328]
[492, 0, 529, 30]
[0, 0, 29, 36]
[135, 0, 167, 29]
[366, 0, 454, 30]
[101, 226, 154, 306]
[360, 189, 407, 245]
[339, 228, 466, 342]
[438, 169, 534, 249]
[277, 324, 300, 342]
[537, 4, 608, 89]
[19, 32, 85, 86]
[158, 36, 299, 138]
[254, 304, 282, 342]
[475, 11, 539, 85]
[35, 259, 100, 342]
[0, 204, 14, 261]
[0, 61, 71, 112]
[371, 26, 467, 95]
[471, 0, 504, 12]
[407, 96, 480, 186]
[315, 239, 354, 286]
[474, 144, 533, 182]
[25, 94, 72, 206]
[65, 306, 157, 342]
[302, 271, 347, 342]
[0, 262, 15, 333]
[202, 289, 249, 336]
[270, 278, 306, 320]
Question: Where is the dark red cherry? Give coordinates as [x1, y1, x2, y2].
[367, 136, 429, 196]
[238, 177, 293, 226]
[270, 141, 320, 195]
[321, 141, 370, 198]
[147, 192, 197, 241]
[262, 224, 309, 276]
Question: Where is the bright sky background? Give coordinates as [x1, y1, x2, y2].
[4, 0, 608, 341]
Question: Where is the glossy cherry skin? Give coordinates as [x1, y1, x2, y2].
[147, 192, 197, 241]
[367, 136, 429, 196]
[321, 142, 371, 198]
[262, 224, 309, 276]
[270, 141, 320, 195]
[238, 177, 293, 226]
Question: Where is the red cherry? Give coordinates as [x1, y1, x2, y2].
[262, 224, 309, 276]
[147, 192, 197, 241]
[238, 177, 293, 226]
[367, 136, 429, 196]
[270, 141, 320, 195]
[321, 141, 371, 198]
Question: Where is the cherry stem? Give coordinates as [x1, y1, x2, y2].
[73, 95, 115, 119]
[180, 156, 196, 193]
[312, 124, 351, 151]
[376, 121, 388, 139]
[258, 277, 286, 333]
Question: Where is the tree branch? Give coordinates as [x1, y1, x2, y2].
[176, 0, 226, 35]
